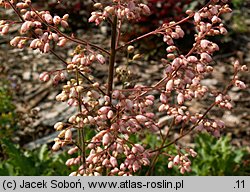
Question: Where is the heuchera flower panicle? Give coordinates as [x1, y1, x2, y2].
[0, 0, 248, 175]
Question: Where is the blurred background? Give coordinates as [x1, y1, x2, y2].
[0, 0, 249, 175]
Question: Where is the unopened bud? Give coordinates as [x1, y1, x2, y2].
[127, 45, 134, 53]
[132, 54, 141, 60]
[102, 132, 110, 146]
[65, 129, 72, 141]
[94, 3, 102, 9]
[39, 72, 50, 82]
[54, 122, 64, 131]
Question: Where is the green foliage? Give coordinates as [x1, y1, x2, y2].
[0, 86, 17, 138]
[0, 139, 72, 176]
[137, 133, 248, 176]
[0, 87, 15, 113]
[190, 133, 248, 176]
[230, 0, 249, 33]
[133, 132, 181, 176]
[232, 0, 245, 8]
[232, 13, 249, 33]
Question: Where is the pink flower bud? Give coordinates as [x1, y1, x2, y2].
[44, 13, 53, 24]
[98, 106, 110, 114]
[52, 142, 61, 151]
[200, 39, 210, 49]
[104, 6, 115, 14]
[241, 65, 248, 71]
[53, 74, 61, 83]
[145, 112, 154, 119]
[60, 72, 66, 81]
[51, 33, 59, 42]
[163, 35, 174, 45]
[213, 129, 220, 138]
[219, 27, 227, 35]
[23, 11, 30, 20]
[69, 89, 77, 98]
[211, 16, 219, 23]
[54, 122, 64, 131]
[69, 171, 77, 176]
[68, 146, 78, 155]
[102, 132, 110, 146]
[110, 156, 118, 167]
[132, 161, 140, 172]
[10, 37, 21, 47]
[20, 21, 33, 34]
[166, 79, 174, 92]
[112, 90, 120, 99]
[196, 123, 204, 131]
[17, 39, 26, 49]
[57, 37, 67, 47]
[189, 149, 197, 157]
[67, 98, 75, 106]
[94, 3, 102, 9]
[171, 32, 179, 39]
[177, 93, 184, 105]
[166, 46, 176, 53]
[139, 3, 151, 15]
[235, 80, 246, 89]
[39, 72, 50, 82]
[16, 2, 28, 9]
[197, 63, 205, 73]
[172, 58, 181, 69]
[194, 12, 201, 23]
[96, 54, 105, 64]
[53, 16, 61, 25]
[60, 20, 69, 28]
[89, 14, 98, 23]
[224, 102, 232, 110]
[175, 26, 184, 38]
[215, 94, 223, 104]
[65, 129, 72, 141]
[200, 52, 212, 63]
[102, 158, 110, 166]
[41, 32, 48, 42]
[62, 14, 69, 20]
[107, 110, 114, 119]
[216, 120, 225, 128]
[173, 155, 180, 165]
[175, 115, 183, 124]
[160, 93, 167, 104]
[180, 167, 185, 174]
[43, 42, 50, 53]
[30, 39, 40, 49]
[168, 161, 174, 168]
[86, 154, 95, 163]
[1, 24, 9, 35]
[134, 144, 144, 153]
[87, 116, 95, 124]
[136, 115, 147, 122]
[141, 158, 150, 166]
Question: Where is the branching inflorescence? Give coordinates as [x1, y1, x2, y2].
[0, 0, 248, 176]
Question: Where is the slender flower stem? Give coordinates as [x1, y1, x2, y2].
[150, 102, 216, 153]
[76, 70, 86, 171]
[146, 117, 176, 176]
[29, 5, 110, 55]
[107, 15, 117, 98]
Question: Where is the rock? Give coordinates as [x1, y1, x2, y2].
[23, 71, 31, 81]
[222, 111, 240, 127]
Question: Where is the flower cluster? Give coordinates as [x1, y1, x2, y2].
[0, 0, 248, 176]
[1, 0, 69, 52]
[89, 0, 150, 25]
[168, 148, 197, 174]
